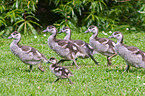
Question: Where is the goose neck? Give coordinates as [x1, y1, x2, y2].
[91, 32, 98, 38]
[12, 39, 20, 45]
[117, 37, 123, 44]
[49, 32, 57, 39]
[64, 32, 71, 40]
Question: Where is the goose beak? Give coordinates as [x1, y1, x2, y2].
[58, 30, 62, 33]
[43, 29, 48, 32]
[7, 35, 13, 39]
[84, 30, 89, 33]
[47, 61, 50, 63]
[108, 35, 113, 38]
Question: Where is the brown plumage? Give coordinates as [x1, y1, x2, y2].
[48, 57, 74, 84]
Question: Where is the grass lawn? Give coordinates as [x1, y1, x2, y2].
[1, 29, 145, 96]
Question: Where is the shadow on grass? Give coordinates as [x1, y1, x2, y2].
[13, 67, 41, 73]
[105, 67, 145, 74]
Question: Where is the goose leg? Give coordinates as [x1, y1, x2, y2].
[124, 65, 130, 72]
[30, 65, 33, 72]
[71, 58, 77, 65]
[68, 78, 74, 84]
[85, 43, 99, 65]
[73, 59, 79, 69]
[107, 53, 117, 66]
[88, 53, 99, 65]
[38, 61, 45, 72]
[107, 56, 112, 66]
[54, 78, 59, 82]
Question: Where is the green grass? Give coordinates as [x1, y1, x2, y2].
[1, 30, 145, 96]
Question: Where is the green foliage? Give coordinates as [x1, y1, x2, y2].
[0, 0, 41, 36]
[138, 3, 145, 30]
[50, 0, 145, 31]
[51, 0, 84, 30]
[0, 0, 145, 37]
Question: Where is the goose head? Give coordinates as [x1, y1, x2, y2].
[58, 27, 71, 34]
[84, 25, 99, 34]
[109, 31, 123, 43]
[58, 27, 71, 40]
[43, 25, 57, 34]
[7, 31, 21, 40]
[47, 57, 57, 64]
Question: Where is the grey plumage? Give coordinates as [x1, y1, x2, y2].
[58, 26, 99, 65]
[43, 25, 88, 69]
[8, 31, 48, 72]
[109, 31, 145, 72]
[84, 25, 117, 66]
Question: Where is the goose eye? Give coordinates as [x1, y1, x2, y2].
[90, 27, 94, 29]
[50, 57, 55, 60]
[13, 32, 18, 35]
[114, 32, 117, 35]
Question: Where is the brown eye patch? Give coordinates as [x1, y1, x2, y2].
[114, 31, 121, 35]
[89, 27, 93, 29]
[50, 57, 55, 60]
[114, 32, 118, 35]
[89, 25, 95, 29]
[48, 25, 55, 29]
[13, 32, 19, 35]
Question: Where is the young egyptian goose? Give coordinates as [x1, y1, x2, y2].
[58, 27, 98, 65]
[43, 25, 88, 69]
[84, 25, 117, 66]
[8, 31, 48, 72]
[48, 57, 74, 84]
[109, 31, 145, 72]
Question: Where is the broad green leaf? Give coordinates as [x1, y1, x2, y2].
[0, 30, 5, 35]
[26, 15, 39, 21]
[0, 20, 7, 27]
[27, 20, 42, 28]
[16, 0, 19, 9]
[17, 22, 24, 32]
[24, 21, 27, 34]
[26, 21, 37, 35]
[14, 19, 25, 26]
[25, 11, 35, 16]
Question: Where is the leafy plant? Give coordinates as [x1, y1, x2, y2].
[49, 0, 145, 31]
[51, 0, 84, 31]
[0, 0, 41, 36]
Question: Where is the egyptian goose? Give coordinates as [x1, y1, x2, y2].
[58, 26, 98, 65]
[43, 25, 88, 69]
[8, 31, 48, 72]
[109, 31, 145, 72]
[48, 57, 74, 84]
[84, 25, 117, 66]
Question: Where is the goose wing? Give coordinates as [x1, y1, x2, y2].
[125, 45, 145, 61]
[96, 38, 116, 53]
[56, 39, 85, 53]
[20, 45, 47, 59]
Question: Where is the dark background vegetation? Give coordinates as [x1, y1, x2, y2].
[0, 0, 145, 36]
